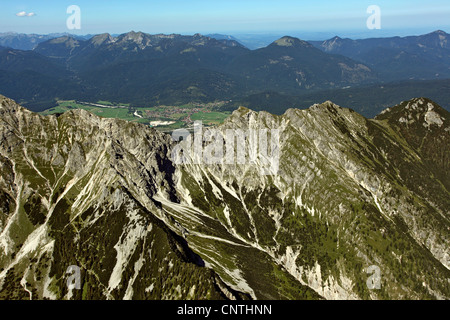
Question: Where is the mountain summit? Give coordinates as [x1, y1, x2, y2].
[271, 36, 314, 48]
[376, 98, 450, 192]
[226, 35, 375, 93]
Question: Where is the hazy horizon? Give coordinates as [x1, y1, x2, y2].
[0, 28, 448, 43]
[2, 0, 450, 39]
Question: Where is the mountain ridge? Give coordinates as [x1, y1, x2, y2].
[0, 94, 448, 299]
[310, 30, 450, 81]
[19, 31, 376, 107]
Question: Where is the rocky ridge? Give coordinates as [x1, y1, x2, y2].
[0, 95, 448, 299]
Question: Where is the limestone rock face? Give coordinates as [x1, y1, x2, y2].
[0, 94, 448, 300]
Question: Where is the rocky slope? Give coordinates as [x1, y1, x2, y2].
[0, 95, 448, 299]
[0, 95, 249, 300]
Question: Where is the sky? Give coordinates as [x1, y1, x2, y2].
[1, 0, 450, 39]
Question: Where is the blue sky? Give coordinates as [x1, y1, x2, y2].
[1, 0, 450, 38]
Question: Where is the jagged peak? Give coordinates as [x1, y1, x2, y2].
[310, 100, 342, 112]
[376, 97, 448, 129]
[381, 97, 444, 114]
[0, 95, 35, 124]
[89, 33, 115, 46]
[222, 106, 283, 129]
[227, 106, 253, 120]
[123, 30, 146, 37]
[113, 31, 155, 49]
[283, 100, 360, 117]
[0, 95, 97, 123]
[0, 95, 22, 110]
[299, 101, 366, 125]
[325, 36, 343, 43]
[47, 35, 79, 45]
[430, 30, 448, 36]
[118, 31, 150, 43]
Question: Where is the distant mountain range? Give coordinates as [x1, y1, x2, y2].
[32, 32, 374, 95]
[310, 30, 450, 81]
[0, 30, 449, 116]
[0, 32, 93, 51]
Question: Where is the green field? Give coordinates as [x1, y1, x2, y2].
[191, 111, 231, 125]
[39, 100, 232, 130]
[40, 101, 149, 124]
